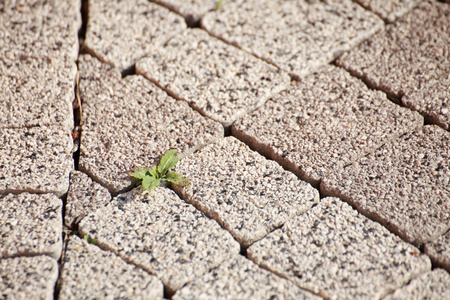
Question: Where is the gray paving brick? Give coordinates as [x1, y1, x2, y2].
[202, 0, 383, 79]
[151, 0, 218, 25]
[84, 0, 186, 70]
[173, 136, 319, 247]
[233, 65, 422, 187]
[424, 230, 450, 272]
[384, 269, 450, 300]
[248, 197, 431, 299]
[0, 193, 62, 259]
[136, 28, 290, 127]
[337, 0, 450, 130]
[79, 187, 240, 294]
[59, 235, 164, 299]
[173, 254, 321, 300]
[0, 126, 73, 196]
[353, 0, 421, 22]
[65, 170, 111, 228]
[0, 256, 58, 300]
[321, 125, 450, 245]
[78, 55, 223, 194]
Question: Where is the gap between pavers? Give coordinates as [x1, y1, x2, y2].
[247, 197, 431, 299]
[59, 235, 164, 299]
[78, 186, 240, 295]
[424, 230, 450, 272]
[150, 0, 218, 26]
[321, 125, 450, 246]
[353, 0, 421, 23]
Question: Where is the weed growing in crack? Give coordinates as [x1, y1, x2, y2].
[83, 234, 97, 245]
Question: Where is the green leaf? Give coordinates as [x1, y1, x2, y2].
[130, 168, 148, 179]
[149, 166, 159, 178]
[157, 149, 179, 175]
[83, 234, 97, 245]
[166, 171, 189, 187]
[142, 175, 161, 191]
[217, 0, 224, 8]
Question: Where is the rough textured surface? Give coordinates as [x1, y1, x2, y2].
[78, 54, 223, 194]
[233, 65, 423, 187]
[337, 1, 450, 130]
[151, 0, 218, 25]
[65, 170, 111, 228]
[384, 269, 450, 300]
[0, 126, 73, 196]
[136, 28, 290, 127]
[59, 235, 164, 299]
[202, 0, 383, 78]
[173, 254, 321, 300]
[424, 231, 450, 272]
[353, 0, 421, 22]
[321, 125, 450, 245]
[0, 255, 58, 300]
[248, 197, 431, 299]
[174, 137, 319, 247]
[0, 193, 62, 259]
[84, 0, 186, 70]
[79, 187, 240, 294]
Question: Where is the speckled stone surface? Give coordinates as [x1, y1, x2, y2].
[59, 235, 164, 299]
[321, 125, 450, 245]
[248, 197, 431, 299]
[0, 193, 62, 259]
[79, 187, 240, 294]
[424, 231, 450, 272]
[174, 137, 319, 247]
[233, 65, 423, 187]
[151, 0, 218, 25]
[337, 1, 450, 130]
[136, 28, 290, 127]
[0, 126, 73, 196]
[353, 0, 421, 22]
[202, 0, 383, 78]
[0, 255, 58, 300]
[173, 254, 321, 300]
[65, 170, 111, 228]
[84, 0, 186, 70]
[78, 54, 223, 194]
[384, 269, 450, 300]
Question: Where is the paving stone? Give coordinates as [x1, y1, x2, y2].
[0, 193, 62, 259]
[173, 136, 319, 247]
[321, 125, 450, 245]
[232, 65, 422, 187]
[384, 269, 450, 300]
[173, 254, 321, 300]
[136, 28, 290, 127]
[0, 255, 58, 300]
[151, 0, 218, 25]
[65, 170, 111, 228]
[59, 235, 164, 299]
[353, 0, 421, 22]
[336, 1, 450, 130]
[84, 0, 186, 70]
[0, 126, 73, 196]
[202, 0, 383, 79]
[79, 187, 240, 294]
[247, 197, 431, 299]
[78, 54, 223, 194]
[424, 230, 450, 272]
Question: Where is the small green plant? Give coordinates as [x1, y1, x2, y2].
[217, 0, 224, 8]
[83, 234, 97, 245]
[130, 149, 189, 191]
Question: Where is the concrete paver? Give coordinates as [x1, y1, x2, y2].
[173, 254, 320, 300]
[384, 269, 450, 300]
[321, 125, 450, 245]
[151, 0, 218, 25]
[353, 0, 421, 22]
[424, 230, 450, 272]
[174, 136, 319, 247]
[233, 65, 422, 187]
[79, 187, 240, 294]
[78, 54, 223, 194]
[59, 235, 164, 299]
[0, 193, 62, 259]
[337, 0, 450, 130]
[0, 126, 73, 196]
[247, 197, 431, 299]
[84, 0, 186, 70]
[65, 170, 111, 228]
[202, 0, 383, 78]
[0, 255, 58, 300]
[136, 28, 290, 127]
